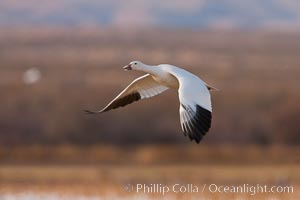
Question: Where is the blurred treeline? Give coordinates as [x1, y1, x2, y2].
[0, 28, 299, 146]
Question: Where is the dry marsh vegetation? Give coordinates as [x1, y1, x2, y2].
[0, 145, 299, 199]
[0, 162, 299, 199]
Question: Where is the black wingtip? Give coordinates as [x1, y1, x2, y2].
[181, 104, 212, 144]
[84, 110, 99, 115]
[195, 138, 201, 144]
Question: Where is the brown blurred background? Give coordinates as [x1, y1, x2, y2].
[0, 28, 299, 146]
[0, 1, 299, 199]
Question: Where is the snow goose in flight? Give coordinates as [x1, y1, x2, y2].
[86, 61, 217, 143]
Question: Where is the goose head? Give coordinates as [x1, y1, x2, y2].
[123, 61, 145, 71]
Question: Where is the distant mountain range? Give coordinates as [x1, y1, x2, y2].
[1, 0, 300, 29]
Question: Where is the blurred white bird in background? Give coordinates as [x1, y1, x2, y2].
[23, 68, 41, 85]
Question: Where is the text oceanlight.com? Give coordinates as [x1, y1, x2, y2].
[124, 183, 293, 196]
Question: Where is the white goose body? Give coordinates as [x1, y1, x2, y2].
[151, 70, 178, 89]
[86, 61, 216, 143]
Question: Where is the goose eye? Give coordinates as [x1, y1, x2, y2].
[134, 62, 137, 65]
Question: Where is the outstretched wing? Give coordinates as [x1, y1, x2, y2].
[162, 64, 212, 143]
[85, 74, 168, 114]
[178, 76, 212, 143]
